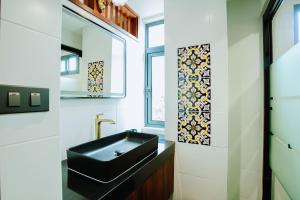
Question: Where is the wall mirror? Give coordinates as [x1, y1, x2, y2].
[60, 8, 126, 98]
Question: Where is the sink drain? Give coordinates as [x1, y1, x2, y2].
[114, 150, 124, 156]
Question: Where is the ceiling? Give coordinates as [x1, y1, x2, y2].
[127, 0, 163, 18]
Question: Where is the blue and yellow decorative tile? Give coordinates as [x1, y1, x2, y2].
[88, 61, 104, 97]
[178, 44, 211, 145]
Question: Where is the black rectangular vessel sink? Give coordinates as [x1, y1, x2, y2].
[67, 131, 159, 183]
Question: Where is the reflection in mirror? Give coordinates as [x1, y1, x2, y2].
[60, 8, 126, 98]
[272, 0, 300, 61]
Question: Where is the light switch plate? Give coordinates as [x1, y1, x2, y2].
[31, 93, 41, 106]
[8, 92, 21, 107]
[0, 85, 49, 114]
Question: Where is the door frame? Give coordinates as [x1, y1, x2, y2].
[262, 0, 284, 199]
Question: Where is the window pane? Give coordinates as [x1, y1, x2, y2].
[68, 56, 77, 71]
[61, 60, 66, 72]
[148, 23, 164, 48]
[151, 55, 165, 121]
[297, 12, 300, 42]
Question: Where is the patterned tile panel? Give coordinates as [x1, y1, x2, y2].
[88, 61, 104, 97]
[178, 44, 211, 145]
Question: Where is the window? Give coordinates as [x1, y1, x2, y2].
[145, 20, 165, 127]
[294, 4, 300, 43]
[60, 53, 80, 75]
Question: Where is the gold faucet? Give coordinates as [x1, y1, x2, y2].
[95, 113, 116, 139]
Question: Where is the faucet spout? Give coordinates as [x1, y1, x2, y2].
[95, 113, 116, 139]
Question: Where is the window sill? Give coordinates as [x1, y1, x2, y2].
[141, 127, 165, 135]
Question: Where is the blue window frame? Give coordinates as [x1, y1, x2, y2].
[294, 4, 300, 43]
[60, 54, 80, 76]
[145, 20, 165, 127]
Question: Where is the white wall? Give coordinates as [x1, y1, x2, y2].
[62, 28, 82, 49]
[0, 0, 62, 199]
[82, 26, 112, 93]
[272, 0, 300, 61]
[165, 0, 229, 199]
[227, 0, 265, 199]
[60, 0, 145, 160]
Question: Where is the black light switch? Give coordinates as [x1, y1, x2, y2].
[0, 85, 49, 114]
[8, 92, 21, 107]
[31, 93, 41, 106]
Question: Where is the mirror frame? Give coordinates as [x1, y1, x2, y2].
[61, 6, 127, 99]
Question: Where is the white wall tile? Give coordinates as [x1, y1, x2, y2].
[1, 0, 62, 38]
[240, 169, 261, 200]
[176, 142, 227, 180]
[227, 0, 264, 199]
[0, 20, 60, 146]
[240, 116, 262, 171]
[116, 24, 145, 132]
[211, 112, 228, 147]
[240, 81, 261, 130]
[173, 154, 183, 200]
[165, 0, 229, 139]
[0, 137, 62, 200]
[165, 0, 229, 199]
[0, 1, 62, 199]
[210, 40, 229, 114]
[179, 173, 227, 200]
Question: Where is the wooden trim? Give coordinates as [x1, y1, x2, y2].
[262, 0, 284, 199]
[118, 7, 122, 26]
[127, 17, 131, 32]
[110, 1, 114, 20]
[105, 0, 108, 18]
[69, 0, 139, 38]
[115, 6, 119, 25]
